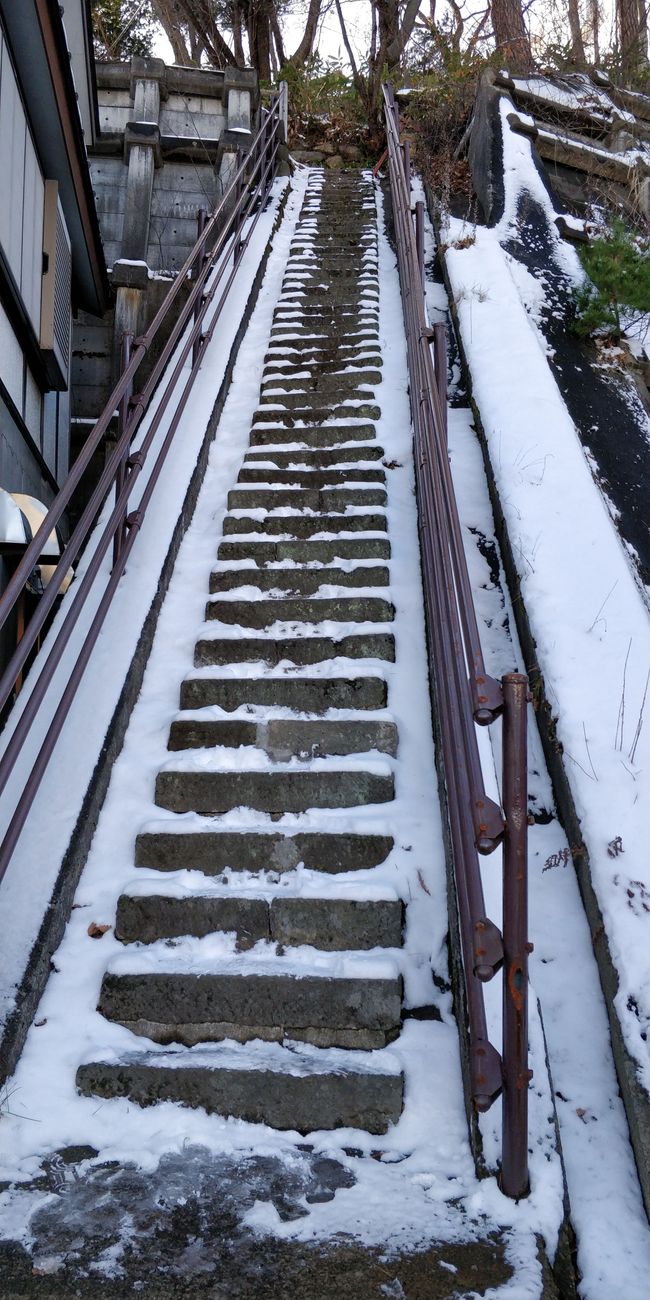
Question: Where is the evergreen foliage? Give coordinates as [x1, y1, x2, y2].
[572, 218, 650, 339]
[92, 0, 156, 60]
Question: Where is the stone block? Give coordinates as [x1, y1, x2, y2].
[179, 674, 388, 711]
[270, 898, 404, 950]
[194, 630, 395, 666]
[76, 1053, 404, 1133]
[154, 767, 394, 813]
[133, 830, 394, 874]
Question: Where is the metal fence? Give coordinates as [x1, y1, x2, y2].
[382, 83, 530, 1200]
[0, 88, 286, 891]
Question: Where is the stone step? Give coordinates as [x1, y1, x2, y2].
[204, 595, 394, 627]
[76, 1041, 403, 1133]
[209, 565, 389, 593]
[264, 340, 380, 357]
[116, 892, 403, 950]
[244, 445, 385, 467]
[260, 372, 382, 394]
[249, 423, 377, 448]
[217, 539, 390, 565]
[96, 968, 402, 1048]
[272, 292, 376, 304]
[279, 289, 377, 301]
[226, 487, 387, 511]
[271, 313, 378, 330]
[271, 313, 379, 328]
[134, 829, 394, 874]
[263, 357, 383, 375]
[269, 335, 379, 351]
[290, 242, 377, 254]
[222, 513, 387, 538]
[285, 262, 377, 276]
[180, 675, 388, 711]
[236, 467, 386, 485]
[277, 296, 378, 313]
[154, 767, 394, 814]
[253, 402, 381, 424]
[194, 631, 395, 666]
[283, 262, 377, 272]
[167, 716, 399, 758]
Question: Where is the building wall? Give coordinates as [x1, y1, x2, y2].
[72, 59, 258, 422]
[0, 16, 75, 498]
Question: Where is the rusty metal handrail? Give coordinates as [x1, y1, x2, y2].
[0, 92, 285, 888]
[382, 83, 530, 1199]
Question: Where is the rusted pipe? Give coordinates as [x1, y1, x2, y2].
[501, 672, 530, 1199]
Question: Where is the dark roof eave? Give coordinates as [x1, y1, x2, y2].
[37, 0, 109, 314]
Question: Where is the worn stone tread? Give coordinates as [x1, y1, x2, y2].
[76, 1047, 404, 1132]
[134, 830, 395, 874]
[204, 596, 394, 627]
[194, 631, 395, 666]
[167, 717, 399, 758]
[154, 767, 395, 813]
[180, 674, 388, 710]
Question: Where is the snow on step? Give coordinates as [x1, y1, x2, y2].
[133, 828, 395, 875]
[208, 564, 390, 593]
[204, 596, 394, 628]
[75, 1040, 403, 1134]
[167, 715, 398, 759]
[73, 169, 410, 1130]
[154, 765, 395, 815]
[115, 883, 403, 950]
[193, 631, 396, 666]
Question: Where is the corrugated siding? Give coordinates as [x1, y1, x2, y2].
[0, 25, 44, 335]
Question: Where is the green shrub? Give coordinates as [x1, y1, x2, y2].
[572, 218, 650, 339]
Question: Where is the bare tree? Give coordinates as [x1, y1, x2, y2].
[567, 0, 587, 63]
[153, 0, 324, 76]
[490, 0, 533, 70]
[618, 0, 648, 75]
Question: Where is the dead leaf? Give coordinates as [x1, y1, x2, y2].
[576, 1107, 587, 1119]
[417, 869, 431, 897]
[87, 922, 111, 939]
[34, 1018, 47, 1028]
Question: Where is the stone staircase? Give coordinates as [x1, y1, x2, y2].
[76, 172, 407, 1136]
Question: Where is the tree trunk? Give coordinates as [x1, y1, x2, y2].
[618, 0, 649, 74]
[231, 3, 245, 65]
[152, 0, 192, 63]
[567, 0, 587, 63]
[270, 6, 286, 68]
[385, 0, 424, 66]
[490, 0, 533, 71]
[247, 0, 272, 82]
[290, 0, 322, 67]
[591, 0, 600, 63]
[173, 0, 237, 68]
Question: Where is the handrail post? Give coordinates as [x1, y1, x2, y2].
[233, 147, 245, 265]
[432, 322, 448, 446]
[501, 671, 530, 1199]
[278, 80, 288, 143]
[192, 208, 208, 368]
[112, 331, 133, 569]
[414, 199, 425, 291]
[402, 138, 411, 192]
